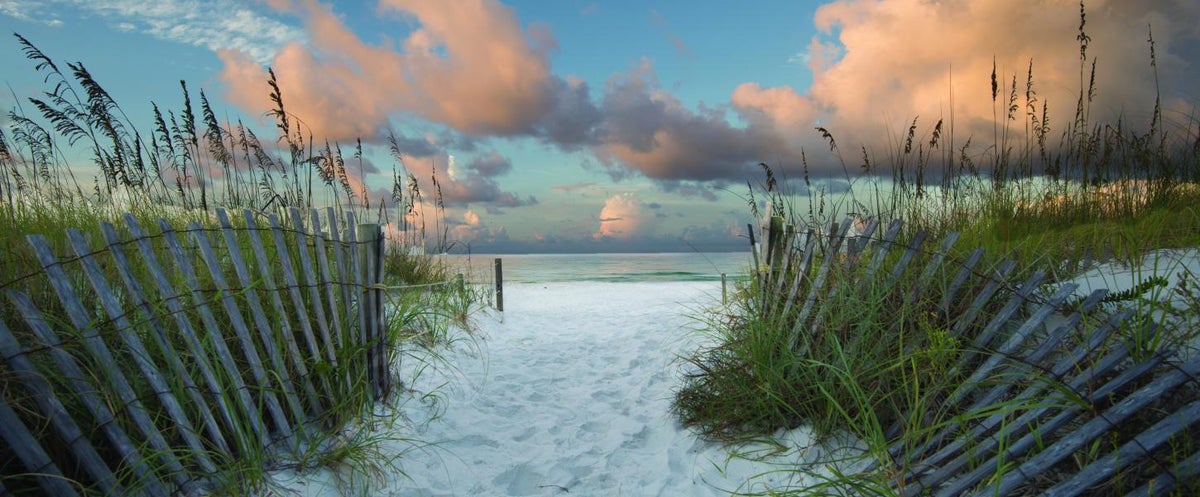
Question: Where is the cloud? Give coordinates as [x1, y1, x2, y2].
[616, 1, 1197, 182]
[7, 0, 306, 63]
[393, 150, 535, 208]
[649, 9, 693, 59]
[445, 209, 509, 247]
[802, 0, 1200, 158]
[552, 182, 598, 193]
[533, 75, 602, 148]
[1, 0, 65, 26]
[466, 150, 513, 177]
[188, 0, 1200, 189]
[218, 0, 560, 142]
[591, 60, 761, 182]
[595, 193, 653, 239]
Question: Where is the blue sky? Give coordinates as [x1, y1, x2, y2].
[1, 1, 1197, 253]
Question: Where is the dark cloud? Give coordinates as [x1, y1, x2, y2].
[439, 173, 537, 206]
[466, 150, 513, 177]
[386, 131, 440, 158]
[590, 63, 764, 182]
[534, 76, 602, 147]
[552, 182, 597, 192]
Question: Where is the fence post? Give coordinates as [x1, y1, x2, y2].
[457, 273, 465, 294]
[767, 215, 785, 270]
[494, 258, 504, 312]
[721, 273, 728, 306]
[357, 224, 386, 398]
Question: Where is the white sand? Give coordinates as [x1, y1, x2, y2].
[267, 281, 824, 496]
[266, 249, 1200, 496]
[1056, 248, 1200, 357]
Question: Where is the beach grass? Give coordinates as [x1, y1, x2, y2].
[674, 4, 1200, 495]
[0, 35, 482, 494]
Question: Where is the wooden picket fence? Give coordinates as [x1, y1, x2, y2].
[0, 207, 391, 496]
[760, 217, 1200, 496]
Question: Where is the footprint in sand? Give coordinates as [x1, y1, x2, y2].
[491, 463, 545, 496]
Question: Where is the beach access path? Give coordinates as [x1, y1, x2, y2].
[271, 281, 820, 496]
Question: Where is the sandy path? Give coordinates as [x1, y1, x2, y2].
[267, 281, 814, 496]
[385, 281, 807, 496]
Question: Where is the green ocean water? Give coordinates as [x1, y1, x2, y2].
[448, 252, 753, 284]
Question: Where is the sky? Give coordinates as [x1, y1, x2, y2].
[1, 0, 1198, 253]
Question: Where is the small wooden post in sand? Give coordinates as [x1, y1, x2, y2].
[494, 258, 504, 312]
[721, 273, 728, 305]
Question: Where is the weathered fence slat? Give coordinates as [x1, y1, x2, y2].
[913, 305, 1128, 478]
[100, 222, 231, 454]
[949, 281, 1076, 406]
[289, 207, 337, 367]
[357, 223, 387, 397]
[345, 212, 368, 391]
[778, 229, 817, 320]
[1126, 449, 1200, 496]
[241, 210, 322, 415]
[933, 348, 1175, 497]
[939, 246, 984, 315]
[948, 269, 1046, 380]
[1044, 398, 1200, 496]
[864, 219, 905, 278]
[767, 224, 796, 314]
[894, 290, 1112, 492]
[952, 287, 1106, 415]
[215, 209, 308, 425]
[790, 218, 853, 347]
[26, 234, 186, 492]
[905, 231, 958, 306]
[320, 207, 357, 393]
[64, 228, 218, 475]
[123, 214, 243, 446]
[325, 207, 353, 349]
[985, 358, 1200, 497]
[311, 208, 346, 353]
[0, 319, 118, 495]
[155, 218, 271, 449]
[5, 290, 167, 496]
[884, 229, 927, 291]
[947, 259, 1018, 339]
[188, 220, 294, 441]
[268, 213, 337, 405]
[0, 395, 81, 497]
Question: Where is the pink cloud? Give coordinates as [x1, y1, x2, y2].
[218, 0, 556, 141]
[594, 193, 652, 239]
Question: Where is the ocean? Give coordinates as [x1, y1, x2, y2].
[448, 251, 754, 284]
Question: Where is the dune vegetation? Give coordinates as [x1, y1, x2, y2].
[673, 6, 1200, 496]
[0, 34, 482, 495]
